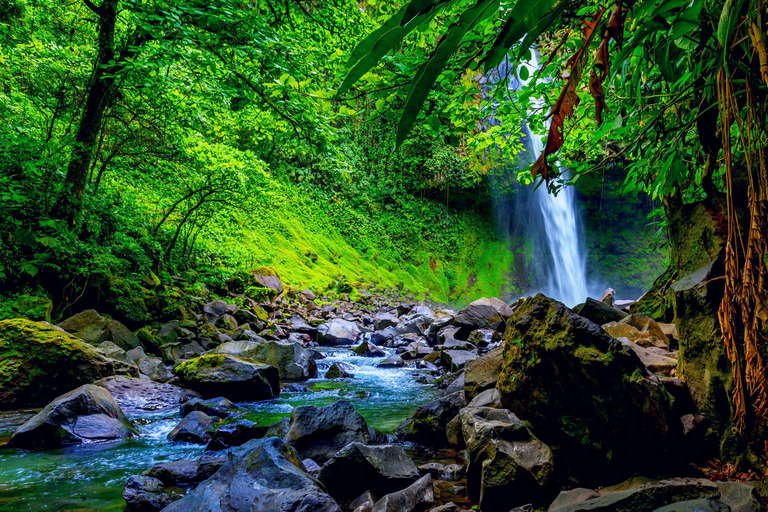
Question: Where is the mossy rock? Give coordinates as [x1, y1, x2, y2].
[496, 294, 678, 485]
[173, 354, 280, 401]
[0, 318, 138, 409]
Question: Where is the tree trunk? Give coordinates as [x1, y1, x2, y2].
[57, 0, 119, 224]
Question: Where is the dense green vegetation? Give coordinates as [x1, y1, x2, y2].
[0, 0, 533, 314]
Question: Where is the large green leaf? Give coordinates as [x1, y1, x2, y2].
[338, 1, 455, 95]
[396, 0, 501, 148]
[716, 0, 746, 59]
[480, 0, 562, 72]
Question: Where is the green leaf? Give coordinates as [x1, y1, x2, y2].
[481, 0, 562, 72]
[717, 0, 746, 59]
[339, 2, 452, 95]
[396, 0, 500, 148]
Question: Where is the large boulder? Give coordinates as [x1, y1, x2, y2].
[137, 356, 173, 382]
[371, 474, 434, 512]
[460, 407, 554, 511]
[572, 297, 628, 325]
[285, 400, 370, 464]
[173, 354, 279, 401]
[496, 294, 678, 483]
[546, 477, 752, 512]
[352, 339, 387, 357]
[440, 349, 478, 372]
[95, 376, 200, 413]
[0, 318, 138, 409]
[212, 340, 316, 380]
[396, 391, 466, 447]
[58, 309, 140, 350]
[123, 475, 170, 512]
[167, 411, 215, 444]
[143, 455, 225, 486]
[453, 300, 505, 339]
[464, 346, 503, 401]
[374, 311, 399, 330]
[318, 442, 420, 504]
[671, 257, 735, 447]
[250, 267, 285, 296]
[162, 437, 340, 512]
[96, 341, 137, 367]
[9, 384, 135, 448]
[317, 319, 361, 346]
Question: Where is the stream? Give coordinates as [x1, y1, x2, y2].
[0, 346, 439, 511]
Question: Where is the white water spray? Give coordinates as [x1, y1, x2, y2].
[513, 56, 589, 307]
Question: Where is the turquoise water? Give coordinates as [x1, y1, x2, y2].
[0, 346, 438, 511]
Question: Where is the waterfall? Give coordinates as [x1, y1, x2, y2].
[488, 55, 589, 307]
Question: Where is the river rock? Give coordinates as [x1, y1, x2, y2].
[350, 490, 377, 511]
[461, 406, 554, 511]
[547, 478, 722, 512]
[318, 442, 420, 503]
[144, 455, 225, 486]
[205, 419, 268, 451]
[402, 340, 431, 360]
[181, 397, 234, 418]
[603, 313, 669, 349]
[162, 437, 340, 512]
[497, 294, 677, 483]
[137, 356, 173, 382]
[374, 311, 399, 330]
[453, 300, 505, 339]
[173, 354, 280, 401]
[377, 354, 405, 368]
[0, 318, 138, 409]
[353, 339, 387, 357]
[396, 391, 466, 446]
[440, 349, 478, 372]
[618, 339, 678, 376]
[59, 310, 141, 350]
[212, 339, 317, 380]
[418, 462, 465, 481]
[572, 297, 628, 325]
[370, 474, 434, 512]
[97, 341, 137, 367]
[468, 388, 501, 408]
[123, 475, 170, 512]
[317, 319, 361, 345]
[326, 362, 354, 379]
[251, 267, 285, 295]
[96, 376, 200, 412]
[167, 410, 215, 444]
[203, 299, 237, 322]
[285, 400, 370, 464]
[9, 384, 135, 448]
[464, 346, 503, 400]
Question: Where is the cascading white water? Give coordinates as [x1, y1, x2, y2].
[530, 152, 588, 307]
[495, 55, 589, 307]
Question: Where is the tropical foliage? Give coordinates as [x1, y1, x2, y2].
[343, 0, 768, 436]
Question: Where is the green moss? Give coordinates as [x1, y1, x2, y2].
[0, 318, 131, 408]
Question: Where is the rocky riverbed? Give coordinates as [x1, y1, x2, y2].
[0, 272, 765, 511]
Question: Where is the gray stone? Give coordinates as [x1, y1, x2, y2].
[162, 437, 340, 512]
[461, 406, 554, 511]
[10, 384, 134, 448]
[167, 411, 214, 444]
[317, 319, 362, 346]
[319, 442, 420, 503]
[123, 475, 169, 511]
[371, 474, 434, 512]
[285, 400, 370, 464]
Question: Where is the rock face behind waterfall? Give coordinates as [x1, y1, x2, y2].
[497, 294, 678, 483]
